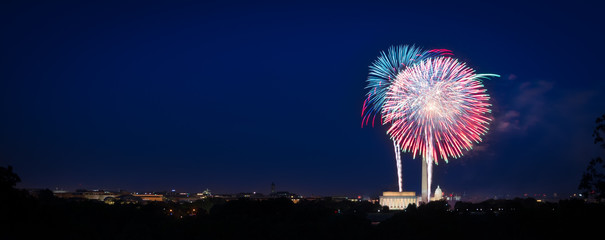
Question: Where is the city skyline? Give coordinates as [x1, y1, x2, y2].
[16, 176, 587, 201]
[43, 181, 574, 203]
[1, 1, 605, 198]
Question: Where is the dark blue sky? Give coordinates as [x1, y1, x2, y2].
[1, 1, 604, 197]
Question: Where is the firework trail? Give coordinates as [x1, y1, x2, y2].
[382, 56, 498, 201]
[362, 45, 452, 192]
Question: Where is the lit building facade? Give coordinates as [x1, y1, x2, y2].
[431, 185, 444, 201]
[82, 191, 118, 201]
[133, 194, 165, 202]
[380, 191, 417, 210]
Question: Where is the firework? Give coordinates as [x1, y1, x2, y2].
[362, 45, 452, 192]
[382, 56, 498, 201]
[362, 46, 452, 128]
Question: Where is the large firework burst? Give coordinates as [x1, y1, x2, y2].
[381, 56, 498, 200]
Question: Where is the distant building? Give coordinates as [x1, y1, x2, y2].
[267, 183, 302, 203]
[133, 194, 164, 202]
[268, 191, 302, 203]
[213, 193, 238, 199]
[380, 191, 417, 210]
[237, 192, 265, 199]
[271, 191, 301, 198]
[82, 190, 118, 201]
[196, 188, 212, 198]
[117, 195, 143, 204]
[53, 189, 85, 200]
[431, 185, 444, 201]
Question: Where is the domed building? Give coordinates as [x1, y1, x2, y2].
[431, 185, 444, 201]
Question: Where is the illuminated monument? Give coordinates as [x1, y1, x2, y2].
[431, 185, 443, 201]
[379, 191, 417, 210]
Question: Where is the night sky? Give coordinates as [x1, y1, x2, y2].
[1, 1, 604, 197]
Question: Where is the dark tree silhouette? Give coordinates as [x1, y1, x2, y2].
[0, 165, 21, 191]
[579, 157, 605, 201]
[579, 114, 605, 202]
[593, 114, 605, 149]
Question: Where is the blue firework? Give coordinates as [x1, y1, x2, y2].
[361, 45, 452, 127]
